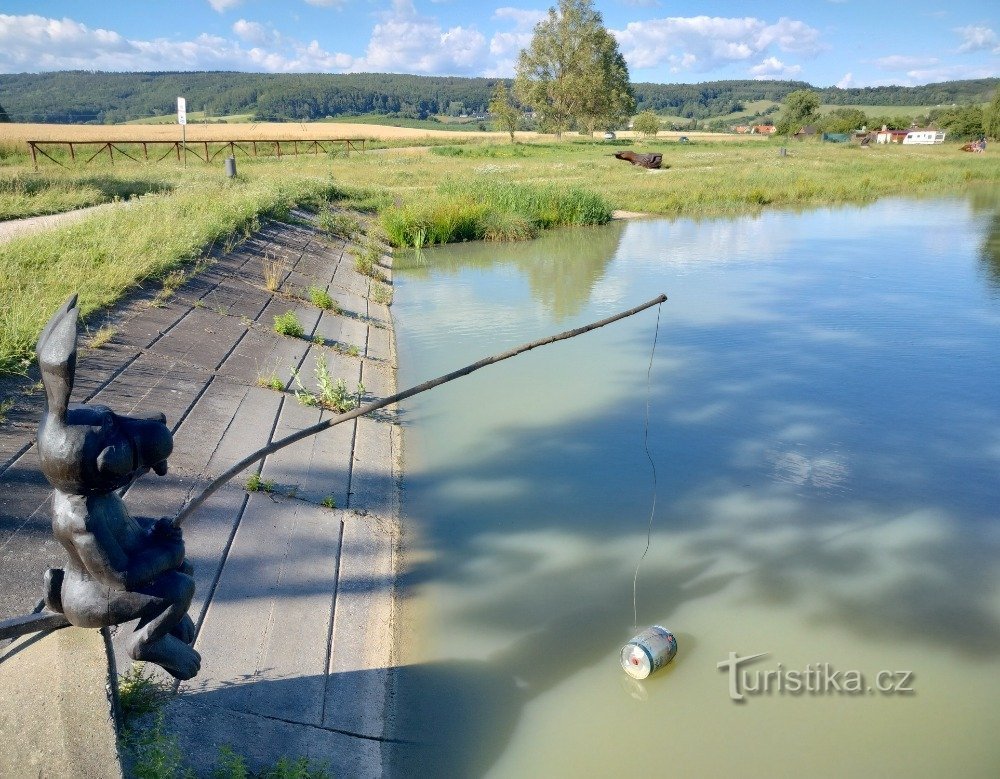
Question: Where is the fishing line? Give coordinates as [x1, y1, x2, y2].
[632, 301, 662, 631]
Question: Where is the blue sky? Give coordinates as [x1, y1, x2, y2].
[0, 1, 996, 87]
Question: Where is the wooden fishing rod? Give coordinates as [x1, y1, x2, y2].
[0, 293, 666, 640]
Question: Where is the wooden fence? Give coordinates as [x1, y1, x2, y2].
[27, 138, 366, 170]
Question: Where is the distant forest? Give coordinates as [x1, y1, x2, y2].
[0, 71, 996, 124]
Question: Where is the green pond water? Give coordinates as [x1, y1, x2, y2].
[388, 192, 1000, 778]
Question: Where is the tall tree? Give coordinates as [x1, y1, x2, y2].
[514, 0, 635, 136]
[0, 102, 10, 123]
[984, 86, 1000, 141]
[489, 82, 521, 142]
[776, 89, 820, 134]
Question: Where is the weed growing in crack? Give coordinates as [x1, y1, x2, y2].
[262, 253, 284, 292]
[273, 310, 304, 338]
[257, 373, 284, 391]
[245, 472, 276, 493]
[292, 354, 364, 413]
[370, 282, 393, 306]
[87, 326, 116, 349]
[307, 285, 338, 312]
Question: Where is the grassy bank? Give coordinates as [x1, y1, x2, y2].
[0, 168, 339, 374]
[380, 179, 612, 247]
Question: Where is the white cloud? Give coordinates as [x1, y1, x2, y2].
[954, 25, 999, 54]
[0, 13, 350, 73]
[492, 7, 546, 30]
[485, 7, 547, 77]
[836, 72, 853, 88]
[749, 56, 802, 79]
[304, 0, 346, 6]
[875, 54, 938, 70]
[904, 64, 999, 83]
[232, 19, 275, 45]
[348, 0, 486, 75]
[610, 15, 822, 73]
[207, 0, 243, 12]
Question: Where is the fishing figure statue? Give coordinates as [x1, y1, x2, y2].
[35, 295, 200, 680]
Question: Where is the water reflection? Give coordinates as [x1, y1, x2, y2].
[395, 221, 624, 321]
[392, 197, 1000, 777]
[971, 188, 1000, 292]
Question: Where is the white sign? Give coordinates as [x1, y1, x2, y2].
[177, 97, 187, 126]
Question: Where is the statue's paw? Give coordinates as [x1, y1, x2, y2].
[171, 613, 196, 645]
[133, 634, 201, 681]
[168, 644, 201, 681]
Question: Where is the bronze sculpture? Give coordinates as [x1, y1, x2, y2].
[613, 150, 663, 169]
[35, 295, 200, 680]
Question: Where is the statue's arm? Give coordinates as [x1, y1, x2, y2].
[71, 518, 184, 590]
[70, 523, 130, 590]
[125, 529, 185, 587]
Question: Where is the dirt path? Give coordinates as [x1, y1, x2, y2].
[0, 202, 124, 244]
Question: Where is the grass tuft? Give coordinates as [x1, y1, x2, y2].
[307, 285, 338, 311]
[262, 255, 284, 292]
[370, 282, 393, 306]
[257, 373, 285, 391]
[87, 325, 116, 349]
[245, 472, 276, 493]
[273, 310, 304, 338]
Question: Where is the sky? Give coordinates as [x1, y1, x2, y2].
[0, 1, 997, 87]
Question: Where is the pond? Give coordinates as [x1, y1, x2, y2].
[388, 192, 1000, 778]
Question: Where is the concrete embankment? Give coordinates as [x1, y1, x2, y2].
[0, 212, 401, 776]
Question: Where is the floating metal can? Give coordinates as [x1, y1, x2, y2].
[620, 625, 677, 679]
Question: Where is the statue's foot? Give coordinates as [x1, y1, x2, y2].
[132, 634, 201, 680]
[171, 613, 196, 645]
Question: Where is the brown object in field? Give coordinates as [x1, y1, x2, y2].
[614, 150, 663, 169]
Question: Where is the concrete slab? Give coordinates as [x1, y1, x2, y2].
[162, 696, 381, 779]
[185, 495, 342, 722]
[323, 512, 396, 738]
[148, 308, 250, 372]
[0, 627, 122, 779]
[261, 395, 353, 508]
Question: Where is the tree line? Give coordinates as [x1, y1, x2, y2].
[1, 69, 996, 126]
[775, 88, 1000, 139]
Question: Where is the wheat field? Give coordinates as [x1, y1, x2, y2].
[0, 121, 768, 145]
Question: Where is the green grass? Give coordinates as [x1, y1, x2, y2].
[257, 372, 285, 391]
[307, 285, 337, 311]
[316, 208, 360, 239]
[379, 178, 612, 248]
[370, 281, 393, 306]
[0, 173, 172, 220]
[126, 111, 255, 124]
[245, 472, 276, 493]
[350, 236, 386, 278]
